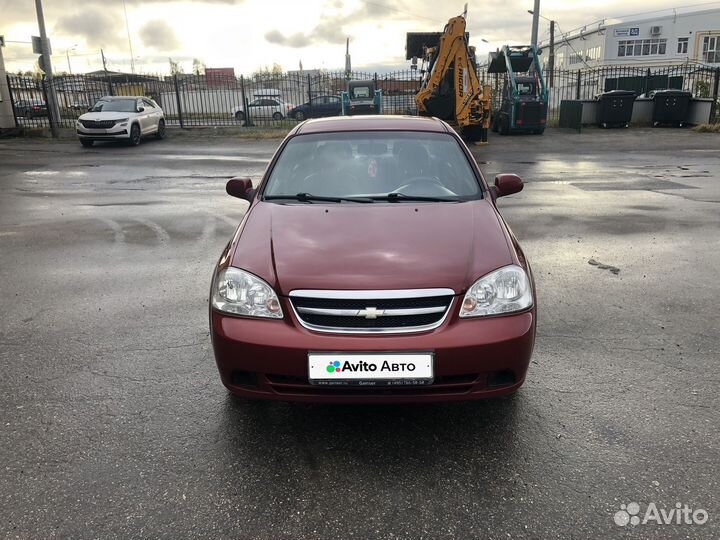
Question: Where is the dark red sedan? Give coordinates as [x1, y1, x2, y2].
[210, 116, 535, 403]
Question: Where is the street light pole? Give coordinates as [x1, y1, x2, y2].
[529, 9, 555, 88]
[35, 0, 59, 137]
[65, 45, 77, 75]
[530, 0, 540, 47]
[548, 20, 555, 88]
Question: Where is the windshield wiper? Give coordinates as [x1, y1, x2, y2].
[264, 193, 374, 203]
[374, 192, 458, 202]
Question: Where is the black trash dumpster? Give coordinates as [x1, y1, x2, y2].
[596, 90, 636, 128]
[651, 89, 692, 127]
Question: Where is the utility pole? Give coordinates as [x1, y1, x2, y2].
[122, 0, 136, 74]
[35, 0, 59, 137]
[530, 0, 540, 47]
[548, 19, 555, 88]
[0, 43, 17, 130]
[101, 49, 108, 73]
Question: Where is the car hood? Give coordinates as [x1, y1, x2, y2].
[231, 200, 513, 295]
[78, 112, 134, 121]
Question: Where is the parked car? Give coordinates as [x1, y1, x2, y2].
[210, 115, 536, 403]
[230, 97, 292, 122]
[76, 96, 166, 147]
[288, 95, 342, 120]
[13, 100, 48, 118]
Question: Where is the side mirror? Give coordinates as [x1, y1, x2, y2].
[494, 173, 524, 198]
[226, 177, 256, 202]
[137, 106, 145, 113]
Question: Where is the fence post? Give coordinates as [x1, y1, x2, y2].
[240, 74, 251, 127]
[173, 74, 184, 129]
[712, 68, 720, 124]
[575, 70, 582, 100]
[6, 74, 19, 128]
[307, 74, 312, 102]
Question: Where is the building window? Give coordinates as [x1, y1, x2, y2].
[617, 38, 667, 57]
[703, 36, 719, 63]
[568, 52, 584, 65]
[585, 45, 601, 61]
[677, 37, 689, 54]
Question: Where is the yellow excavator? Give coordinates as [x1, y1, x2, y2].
[407, 7, 492, 142]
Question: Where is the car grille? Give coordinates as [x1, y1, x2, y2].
[289, 289, 454, 334]
[79, 119, 117, 129]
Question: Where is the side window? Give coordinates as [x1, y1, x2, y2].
[328, 97, 340, 105]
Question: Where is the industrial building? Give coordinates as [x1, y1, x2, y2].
[544, 7, 720, 69]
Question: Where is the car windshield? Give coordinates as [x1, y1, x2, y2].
[91, 99, 137, 112]
[263, 131, 482, 201]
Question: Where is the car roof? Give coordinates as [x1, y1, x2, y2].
[294, 115, 449, 135]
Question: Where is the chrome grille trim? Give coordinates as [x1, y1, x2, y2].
[290, 288, 455, 300]
[289, 288, 455, 334]
[295, 306, 447, 317]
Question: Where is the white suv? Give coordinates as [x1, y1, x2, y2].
[76, 96, 166, 147]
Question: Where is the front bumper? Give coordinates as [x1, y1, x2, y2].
[211, 299, 535, 403]
[76, 126, 130, 140]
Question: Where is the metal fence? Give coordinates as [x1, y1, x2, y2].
[7, 63, 720, 130]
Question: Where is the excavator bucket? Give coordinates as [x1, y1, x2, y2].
[487, 46, 536, 74]
[406, 32, 442, 59]
[406, 31, 470, 59]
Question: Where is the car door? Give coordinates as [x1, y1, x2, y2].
[266, 99, 281, 118]
[325, 96, 341, 117]
[135, 99, 151, 134]
[248, 98, 265, 120]
[143, 99, 160, 132]
[308, 97, 323, 118]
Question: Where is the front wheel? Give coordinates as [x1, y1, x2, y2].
[294, 110, 306, 121]
[234, 111, 245, 122]
[129, 124, 141, 146]
[155, 119, 166, 139]
[80, 138, 93, 147]
[272, 112, 283, 120]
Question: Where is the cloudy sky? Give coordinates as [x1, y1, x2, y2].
[2, 0, 719, 74]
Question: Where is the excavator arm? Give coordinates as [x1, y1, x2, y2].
[411, 13, 491, 142]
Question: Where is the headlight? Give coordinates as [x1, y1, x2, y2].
[115, 118, 129, 124]
[212, 267, 283, 319]
[459, 265, 533, 318]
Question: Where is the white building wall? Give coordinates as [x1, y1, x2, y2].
[547, 8, 720, 69]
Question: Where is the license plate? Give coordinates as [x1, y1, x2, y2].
[308, 352, 433, 386]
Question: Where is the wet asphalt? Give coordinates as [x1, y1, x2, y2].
[0, 128, 719, 540]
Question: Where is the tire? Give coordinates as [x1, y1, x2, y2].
[129, 124, 141, 146]
[80, 138, 93, 147]
[272, 112, 283, 120]
[234, 111, 245, 122]
[155, 119, 166, 140]
[294, 110, 306, 121]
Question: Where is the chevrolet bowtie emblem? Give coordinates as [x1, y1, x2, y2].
[357, 307, 384, 319]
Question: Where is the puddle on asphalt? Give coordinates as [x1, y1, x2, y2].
[158, 154, 269, 162]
